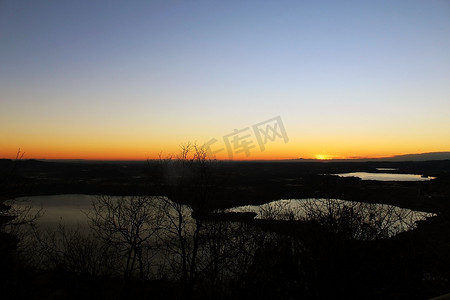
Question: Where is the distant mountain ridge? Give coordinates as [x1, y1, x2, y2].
[375, 152, 450, 161]
[294, 152, 450, 162]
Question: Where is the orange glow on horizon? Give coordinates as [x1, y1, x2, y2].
[1, 133, 449, 161]
[1, 145, 444, 161]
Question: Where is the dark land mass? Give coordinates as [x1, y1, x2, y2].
[1, 158, 450, 213]
[2, 158, 450, 300]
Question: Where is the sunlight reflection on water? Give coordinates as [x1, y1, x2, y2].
[332, 172, 435, 181]
[11, 195, 436, 237]
[227, 198, 435, 236]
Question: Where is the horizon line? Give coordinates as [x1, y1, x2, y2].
[2, 151, 450, 163]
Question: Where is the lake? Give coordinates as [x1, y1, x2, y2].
[226, 198, 435, 236]
[11, 194, 98, 227]
[331, 172, 435, 181]
[10, 195, 435, 237]
[10, 194, 190, 228]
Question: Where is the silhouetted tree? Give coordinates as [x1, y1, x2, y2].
[0, 150, 31, 298]
[88, 195, 166, 284]
[32, 222, 113, 277]
[156, 143, 219, 299]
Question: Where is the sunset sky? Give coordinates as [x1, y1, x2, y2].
[1, 0, 449, 160]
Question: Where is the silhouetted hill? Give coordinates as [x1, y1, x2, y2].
[294, 152, 450, 162]
[378, 152, 450, 161]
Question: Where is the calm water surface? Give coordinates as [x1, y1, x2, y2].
[12, 194, 99, 227]
[12, 195, 435, 236]
[227, 198, 435, 235]
[332, 172, 435, 181]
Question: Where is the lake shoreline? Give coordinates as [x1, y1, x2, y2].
[3, 159, 450, 214]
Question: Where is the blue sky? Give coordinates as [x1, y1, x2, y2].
[1, 0, 449, 159]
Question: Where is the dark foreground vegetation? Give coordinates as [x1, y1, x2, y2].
[1, 148, 450, 299]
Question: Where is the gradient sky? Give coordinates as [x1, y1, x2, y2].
[1, 0, 449, 160]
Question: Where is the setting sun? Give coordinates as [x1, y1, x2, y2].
[315, 154, 332, 160]
[1, 0, 449, 161]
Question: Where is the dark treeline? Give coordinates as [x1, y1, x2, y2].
[1, 148, 450, 299]
[1, 157, 450, 212]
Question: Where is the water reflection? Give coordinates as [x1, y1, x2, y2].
[332, 172, 435, 181]
[11, 194, 93, 227]
[11, 194, 191, 228]
[227, 198, 435, 237]
[11, 195, 436, 237]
